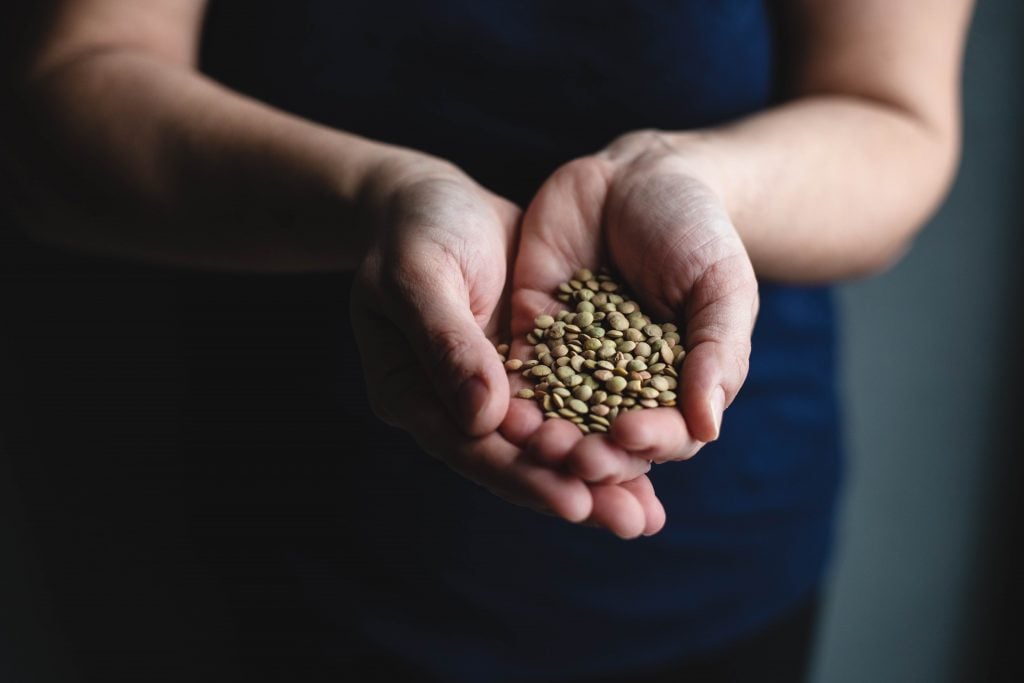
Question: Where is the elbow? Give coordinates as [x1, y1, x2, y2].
[854, 124, 962, 278]
[851, 233, 915, 279]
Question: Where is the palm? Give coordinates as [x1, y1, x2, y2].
[351, 171, 597, 528]
[503, 154, 758, 505]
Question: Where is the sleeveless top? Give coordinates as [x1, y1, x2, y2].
[184, 2, 844, 680]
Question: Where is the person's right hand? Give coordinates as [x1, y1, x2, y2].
[350, 150, 600, 523]
[502, 131, 760, 533]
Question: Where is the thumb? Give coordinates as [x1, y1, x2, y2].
[381, 251, 510, 437]
[512, 158, 611, 307]
[677, 252, 759, 442]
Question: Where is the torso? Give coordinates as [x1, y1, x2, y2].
[181, 3, 844, 679]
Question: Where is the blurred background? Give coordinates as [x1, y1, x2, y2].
[810, 1, 1024, 680]
[2, 1, 1022, 682]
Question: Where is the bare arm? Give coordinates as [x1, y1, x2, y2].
[1, 0, 666, 534]
[620, 0, 973, 281]
[509, 0, 975, 482]
[4, 0, 425, 271]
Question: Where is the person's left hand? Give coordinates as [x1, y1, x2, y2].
[501, 130, 760, 520]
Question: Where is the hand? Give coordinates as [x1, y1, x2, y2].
[350, 150, 594, 524]
[504, 131, 759, 504]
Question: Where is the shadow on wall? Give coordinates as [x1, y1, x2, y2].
[965, 240, 1024, 672]
[810, 1, 1024, 681]
[930, 3, 1024, 677]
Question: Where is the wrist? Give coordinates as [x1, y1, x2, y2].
[354, 145, 465, 212]
[341, 141, 462, 256]
[600, 129, 729, 210]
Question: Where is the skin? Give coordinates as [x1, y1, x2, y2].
[504, 150, 756, 487]
[2, 0, 973, 539]
[505, 0, 974, 493]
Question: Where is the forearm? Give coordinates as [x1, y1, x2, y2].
[667, 95, 960, 282]
[7, 48, 411, 271]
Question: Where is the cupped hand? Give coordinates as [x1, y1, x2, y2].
[504, 130, 759, 493]
[350, 150, 598, 525]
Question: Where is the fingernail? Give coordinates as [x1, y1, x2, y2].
[458, 376, 488, 427]
[709, 386, 725, 440]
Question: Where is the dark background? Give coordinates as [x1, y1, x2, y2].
[2, 2, 1022, 682]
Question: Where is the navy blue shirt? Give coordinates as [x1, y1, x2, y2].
[189, 2, 843, 680]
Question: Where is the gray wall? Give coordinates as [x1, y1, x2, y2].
[811, 2, 1024, 681]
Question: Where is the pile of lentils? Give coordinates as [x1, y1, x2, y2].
[496, 268, 684, 435]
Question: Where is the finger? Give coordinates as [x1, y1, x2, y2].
[501, 333, 560, 450]
[372, 248, 511, 438]
[453, 432, 593, 524]
[509, 159, 613, 352]
[602, 175, 758, 443]
[512, 158, 613, 305]
[353, 301, 593, 523]
[524, 417, 584, 467]
[620, 475, 667, 536]
[678, 254, 758, 442]
[499, 397, 545, 447]
[566, 434, 652, 484]
[502, 161, 617, 452]
[610, 407, 705, 463]
[502, 327, 552, 440]
[508, 462, 594, 523]
[355, 310, 592, 523]
[588, 484, 647, 540]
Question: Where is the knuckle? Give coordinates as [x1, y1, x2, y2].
[382, 251, 427, 301]
[732, 337, 752, 376]
[427, 327, 477, 383]
[736, 346, 751, 377]
[561, 156, 613, 187]
[467, 439, 496, 466]
[571, 450, 607, 483]
[491, 195, 521, 225]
